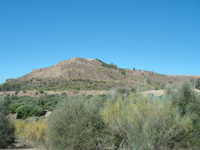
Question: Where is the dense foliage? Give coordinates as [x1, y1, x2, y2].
[47, 95, 120, 150]
[165, 80, 200, 148]
[0, 96, 15, 148]
[16, 105, 44, 119]
[5, 94, 67, 119]
[103, 92, 192, 149]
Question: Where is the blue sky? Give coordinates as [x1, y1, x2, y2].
[0, 0, 200, 84]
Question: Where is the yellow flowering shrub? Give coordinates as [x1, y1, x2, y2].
[15, 118, 48, 146]
[103, 93, 193, 149]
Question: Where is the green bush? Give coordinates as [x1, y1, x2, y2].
[0, 96, 15, 148]
[0, 82, 21, 91]
[96, 58, 118, 69]
[196, 78, 200, 90]
[15, 89, 20, 95]
[6, 94, 66, 116]
[118, 68, 126, 75]
[10, 103, 21, 113]
[165, 80, 200, 148]
[47, 95, 120, 150]
[6, 95, 45, 119]
[39, 90, 44, 94]
[16, 105, 44, 119]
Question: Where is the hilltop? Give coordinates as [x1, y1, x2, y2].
[0, 57, 200, 93]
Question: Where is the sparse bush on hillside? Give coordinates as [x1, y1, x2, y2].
[96, 58, 118, 69]
[0, 96, 15, 148]
[15, 89, 20, 95]
[39, 89, 44, 94]
[118, 68, 126, 75]
[0, 82, 21, 91]
[146, 78, 151, 85]
[47, 95, 120, 150]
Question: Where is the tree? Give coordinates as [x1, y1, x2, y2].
[0, 96, 15, 148]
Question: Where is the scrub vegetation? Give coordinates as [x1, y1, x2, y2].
[1, 80, 200, 149]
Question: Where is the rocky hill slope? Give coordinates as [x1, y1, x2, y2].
[1, 57, 199, 92]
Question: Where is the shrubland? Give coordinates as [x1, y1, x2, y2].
[1, 80, 200, 149]
[45, 81, 200, 149]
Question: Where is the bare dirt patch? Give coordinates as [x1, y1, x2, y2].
[142, 90, 165, 96]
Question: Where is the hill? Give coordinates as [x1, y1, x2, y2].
[0, 57, 200, 92]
